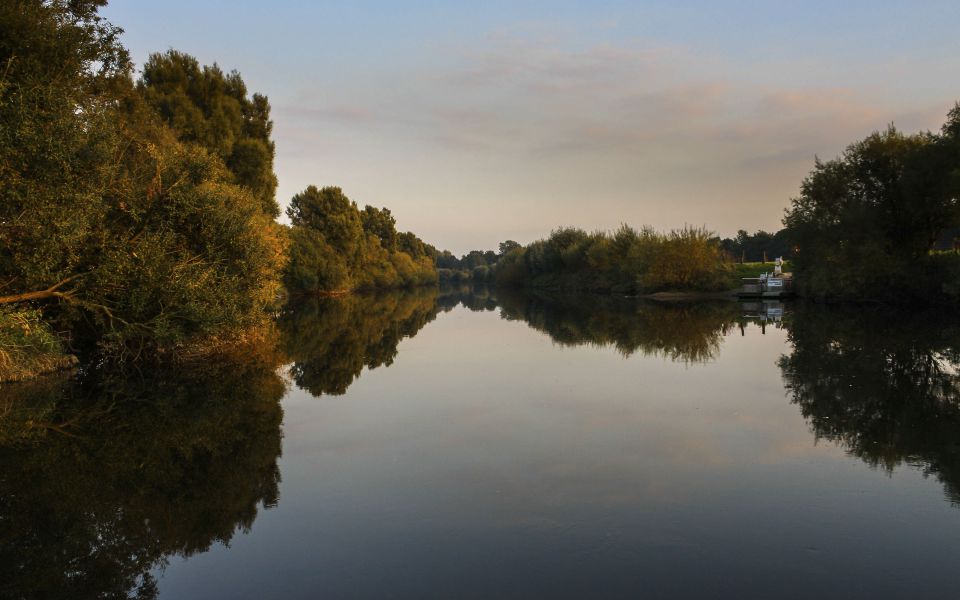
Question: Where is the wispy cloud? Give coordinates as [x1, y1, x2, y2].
[272, 28, 954, 252]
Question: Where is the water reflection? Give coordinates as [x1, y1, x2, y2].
[779, 304, 960, 503]
[0, 339, 285, 599]
[437, 284, 499, 313]
[495, 290, 740, 362]
[5, 290, 960, 598]
[280, 288, 441, 397]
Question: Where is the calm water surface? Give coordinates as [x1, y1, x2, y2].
[3, 290, 960, 599]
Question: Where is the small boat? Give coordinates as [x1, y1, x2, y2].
[737, 257, 794, 299]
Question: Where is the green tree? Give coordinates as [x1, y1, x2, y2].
[287, 186, 363, 258]
[0, 0, 129, 308]
[398, 231, 428, 258]
[284, 227, 350, 293]
[499, 240, 522, 256]
[0, 2, 287, 359]
[284, 186, 437, 295]
[361, 205, 399, 251]
[138, 50, 279, 216]
[783, 120, 960, 301]
[494, 225, 729, 294]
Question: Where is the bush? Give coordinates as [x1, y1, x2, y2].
[284, 187, 438, 295]
[495, 225, 731, 293]
[0, 308, 75, 382]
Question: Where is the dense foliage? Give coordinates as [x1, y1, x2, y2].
[718, 229, 793, 263]
[138, 49, 280, 217]
[435, 245, 506, 284]
[495, 226, 731, 294]
[0, 2, 449, 376]
[284, 186, 436, 294]
[0, 1, 286, 360]
[0, 307, 75, 382]
[783, 111, 960, 302]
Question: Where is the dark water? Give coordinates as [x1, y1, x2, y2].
[3, 289, 960, 599]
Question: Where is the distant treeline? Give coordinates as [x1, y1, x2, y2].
[717, 230, 793, 263]
[494, 226, 732, 294]
[485, 104, 960, 300]
[443, 231, 794, 292]
[434, 241, 521, 284]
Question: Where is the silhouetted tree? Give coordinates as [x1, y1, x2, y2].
[783, 117, 960, 301]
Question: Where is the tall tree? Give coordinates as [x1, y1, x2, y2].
[287, 186, 363, 257]
[284, 186, 437, 294]
[0, 2, 286, 357]
[783, 121, 960, 300]
[138, 50, 279, 216]
[361, 206, 399, 251]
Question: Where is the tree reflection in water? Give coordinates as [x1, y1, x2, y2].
[0, 336, 286, 599]
[279, 288, 442, 397]
[779, 304, 960, 503]
[5, 290, 960, 598]
[495, 289, 740, 363]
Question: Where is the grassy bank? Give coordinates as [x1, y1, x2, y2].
[729, 261, 792, 280]
[0, 308, 77, 383]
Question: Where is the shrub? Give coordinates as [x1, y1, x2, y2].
[0, 308, 75, 382]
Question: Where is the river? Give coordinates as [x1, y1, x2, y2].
[2, 288, 959, 599]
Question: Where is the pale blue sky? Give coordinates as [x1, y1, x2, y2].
[104, 1, 960, 253]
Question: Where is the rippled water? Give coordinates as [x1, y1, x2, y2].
[3, 289, 960, 599]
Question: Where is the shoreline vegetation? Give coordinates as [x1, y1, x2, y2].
[3, 2, 960, 381]
[493, 225, 734, 295]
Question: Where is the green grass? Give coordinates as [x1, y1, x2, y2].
[730, 261, 791, 279]
[727, 261, 792, 288]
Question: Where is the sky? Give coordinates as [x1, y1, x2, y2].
[103, 1, 960, 255]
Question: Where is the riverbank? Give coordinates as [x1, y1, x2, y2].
[0, 308, 77, 383]
[642, 290, 740, 301]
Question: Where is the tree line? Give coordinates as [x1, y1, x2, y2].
[488, 105, 960, 300]
[284, 186, 437, 295]
[717, 229, 793, 264]
[494, 225, 732, 293]
[7, 1, 960, 381]
[434, 240, 521, 285]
